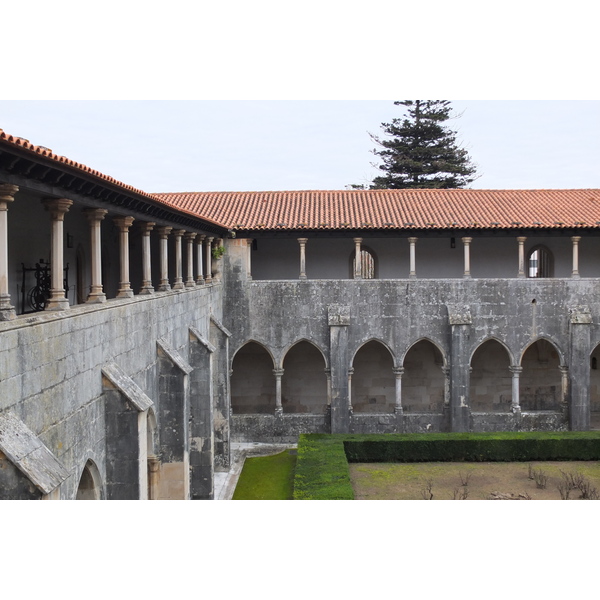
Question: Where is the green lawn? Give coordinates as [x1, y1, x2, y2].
[232, 450, 297, 500]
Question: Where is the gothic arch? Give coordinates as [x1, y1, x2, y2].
[519, 338, 563, 412]
[351, 340, 395, 413]
[518, 336, 565, 368]
[469, 339, 513, 413]
[75, 459, 103, 500]
[469, 336, 515, 367]
[231, 339, 276, 371]
[351, 338, 397, 367]
[281, 340, 328, 414]
[401, 339, 445, 413]
[231, 340, 276, 414]
[281, 338, 328, 370]
[400, 337, 447, 368]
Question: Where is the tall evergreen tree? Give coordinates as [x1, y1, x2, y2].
[369, 100, 478, 189]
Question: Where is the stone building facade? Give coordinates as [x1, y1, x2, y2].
[2, 128, 600, 499]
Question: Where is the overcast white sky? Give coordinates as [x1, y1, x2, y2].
[1, 100, 599, 192]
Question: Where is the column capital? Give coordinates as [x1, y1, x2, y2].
[353, 237, 363, 244]
[272, 368, 285, 378]
[348, 367, 355, 377]
[509, 366, 523, 375]
[113, 215, 135, 230]
[461, 236, 473, 244]
[559, 365, 569, 375]
[83, 207, 108, 222]
[42, 197, 73, 220]
[173, 228, 186, 238]
[139, 221, 155, 234]
[297, 237, 308, 244]
[392, 366, 405, 377]
[571, 236, 582, 243]
[206, 236, 215, 243]
[516, 236, 527, 243]
[184, 231, 197, 241]
[197, 234, 206, 244]
[407, 237, 418, 244]
[0, 183, 18, 206]
[155, 225, 172, 239]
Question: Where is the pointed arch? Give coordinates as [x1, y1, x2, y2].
[281, 340, 328, 414]
[527, 244, 554, 278]
[469, 336, 515, 367]
[281, 338, 329, 370]
[231, 340, 276, 414]
[519, 338, 563, 412]
[231, 339, 276, 371]
[76, 459, 103, 500]
[351, 338, 397, 368]
[401, 339, 445, 413]
[351, 339, 395, 413]
[469, 338, 513, 413]
[400, 337, 447, 368]
[519, 336, 565, 368]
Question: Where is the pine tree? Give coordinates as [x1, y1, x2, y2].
[369, 100, 477, 189]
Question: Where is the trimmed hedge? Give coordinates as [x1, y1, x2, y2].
[293, 432, 600, 500]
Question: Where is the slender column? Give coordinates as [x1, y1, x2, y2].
[298, 237, 308, 280]
[273, 368, 284, 415]
[246, 239, 253, 280]
[113, 216, 135, 298]
[156, 226, 172, 291]
[196, 235, 205, 284]
[408, 237, 417, 279]
[517, 236, 527, 279]
[205, 237, 214, 284]
[0, 184, 18, 320]
[442, 366, 451, 407]
[462, 237, 472, 279]
[172, 229, 185, 290]
[139, 222, 155, 294]
[347, 367, 354, 415]
[324, 368, 332, 415]
[559, 365, 569, 407]
[184, 232, 197, 288]
[353, 237, 362, 279]
[509, 366, 522, 413]
[571, 236, 581, 279]
[42, 198, 73, 310]
[83, 208, 108, 303]
[393, 367, 404, 414]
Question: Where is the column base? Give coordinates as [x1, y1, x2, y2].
[138, 285, 155, 295]
[195, 278, 205, 285]
[45, 296, 70, 311]
[185, 280, 196, 288]
[511, 404, 521, 414]
[173, 281, 185, 290]
[394, 406, 404, 415]
[86, 292, 107, 304]
[275, 407, 283, 417]
[0, 306, 16, 321]
[158, 283, 171, 292]
[116, 288, 135, 298]
[204, 277, 213, 285]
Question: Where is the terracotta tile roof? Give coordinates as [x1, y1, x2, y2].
[154, 189, 600, 232]
[0, 128, 224, 229]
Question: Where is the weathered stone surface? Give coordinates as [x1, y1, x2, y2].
[102, 362, 153, 412]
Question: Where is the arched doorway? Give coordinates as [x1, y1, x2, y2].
[402, 340, 445, 413]
[470, 340, 512, 412]
[230, 342, 275, 414]
[528, 246, 554, 278]
[76, 460, 101, 500]
[520, 339, 562, 411]
[281, 341, 327, 414]
[351, 340, 395, 413]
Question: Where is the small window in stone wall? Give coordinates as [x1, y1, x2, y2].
[528, 246, 553, 278]
[351, 248, 377, 279]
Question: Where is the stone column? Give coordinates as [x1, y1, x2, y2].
[246, 238, 253, 280]
[172, 229, 185, 290]
[205, 237, 214, 284]
[447, 305, 471, 432]
[184, 232, 197, 288]
[408, 237, 417, 279]
[393, 367, 404, 414]
[571, 236, 581, 279]
[517, 236, 527, 279]
[329, 305, 351, 433]
[42, 198, 73, 311]
[113, 216, 135, 298]
[84, 208, 108, 303]
[273, 369, 284, 415]
[353, 237, 362, 279]
[462, 237, 472, 279]
[347, 368, 354, 416]
[569, 307, 591, 430]
[196, 235, 205, 285]
[139, 222, 155, 295]
[0, 184, 18, 321]
[509, 366, 522, 413]
[156, 226, 172, 291]
[325, 368, 332, 416]
[298, 238, 308, 280]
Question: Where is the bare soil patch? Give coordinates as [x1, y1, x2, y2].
[349, 461, 600, 500]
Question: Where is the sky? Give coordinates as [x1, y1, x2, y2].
[1, 100, 599, 192]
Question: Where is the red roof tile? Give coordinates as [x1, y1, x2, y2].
[154, 189, 600, 232]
